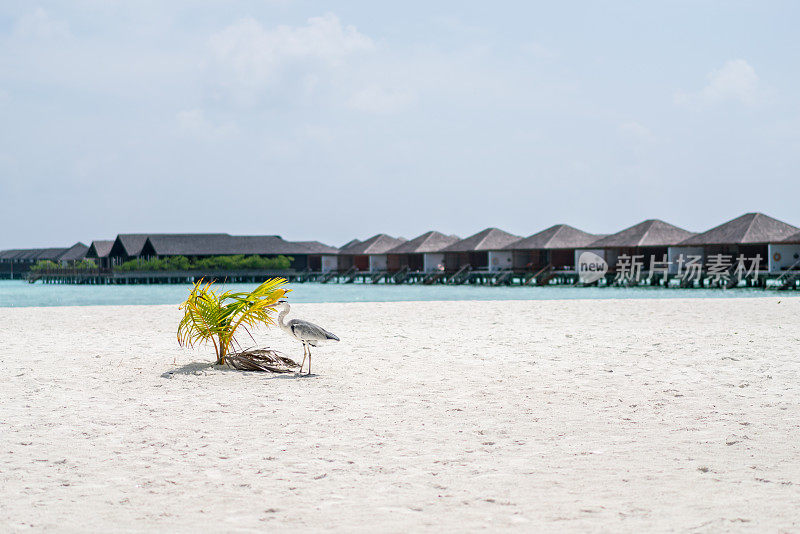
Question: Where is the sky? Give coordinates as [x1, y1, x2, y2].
[1, 1, 799, 249]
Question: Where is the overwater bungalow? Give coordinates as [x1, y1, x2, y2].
[335, 239, 360, 271]
[385, 231, 460, 272]
[0, 243, 87, 279]
[774, 231, 800, 277]
[0, 248, 64, 278]
[581, 219, 695, 271]
[86, 240, 114, 269]
[294, 241, 340, 272]
[59, 242, 89, 263]
[337, 234, 407, 272]
[440, 228, 522, 271]
[140, 234, 332, 270]
[107, 234, 188, 265]
[675, 212, 799, 274]
[506, 224, 600, 272]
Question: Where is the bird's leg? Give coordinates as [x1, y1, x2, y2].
[298, 343, 308, 374]
[299, 344, 307, 373]
[307, 347, 311, 375]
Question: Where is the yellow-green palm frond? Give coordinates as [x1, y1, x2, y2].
[177, 277, 290, 364]
[177, 280, 226, 348]
[218, 279, 290, 355]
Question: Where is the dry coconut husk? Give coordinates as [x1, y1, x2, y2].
[224, 348, 299, 373]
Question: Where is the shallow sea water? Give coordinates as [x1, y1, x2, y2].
[0, 280, 792, 307]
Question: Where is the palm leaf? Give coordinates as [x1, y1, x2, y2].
[177, 277, 290, 365]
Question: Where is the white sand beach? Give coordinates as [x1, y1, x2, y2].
[2, 297, 799, 532]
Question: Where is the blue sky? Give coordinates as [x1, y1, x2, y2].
[1, 1, 798, 248]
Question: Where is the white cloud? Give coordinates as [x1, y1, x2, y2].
[675, 59, 759, 106]
[202, 12, 546, 115]
[208, 13, 373, 98]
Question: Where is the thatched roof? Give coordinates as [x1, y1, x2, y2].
[386, 231, 460, 254]
[86, 240, 114, 259]
[110, 234, 155, 257]
[111, 234, 182, 257]
[589, 220, 695, 248]
[339, 234, 407, 255]
[110, 233, 337, 258]
[58, 242, 89, 262]
[680, 212, 799, 246]
[1, 249, 27, 261]
[441, 228, 522, 253]
[294, 241, 340, 254]
[142, 235, 315, 257]
[782, 231, 800, 244]
[0, 246, 72, 262]
[506, 224, 599, 250]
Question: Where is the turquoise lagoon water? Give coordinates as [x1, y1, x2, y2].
[0, 280, 790, 307]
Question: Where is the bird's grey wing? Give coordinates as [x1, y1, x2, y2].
[288, 319, 339, 343]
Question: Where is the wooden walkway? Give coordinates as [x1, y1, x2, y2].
[21, 268, 800, 290]
[26, 269, 300, 285]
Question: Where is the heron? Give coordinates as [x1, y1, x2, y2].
[274, 301, 339, 375]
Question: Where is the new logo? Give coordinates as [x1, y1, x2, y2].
[577, 251, 608, 284]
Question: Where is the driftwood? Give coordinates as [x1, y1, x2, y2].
[223, 348, 299, 373]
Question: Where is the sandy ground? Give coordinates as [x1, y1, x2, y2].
[2, 297, 799, 532]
